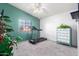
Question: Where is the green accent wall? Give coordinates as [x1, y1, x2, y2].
[0, 3, 40, 40]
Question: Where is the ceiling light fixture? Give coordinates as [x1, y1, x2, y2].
[31, 3, 45, 14]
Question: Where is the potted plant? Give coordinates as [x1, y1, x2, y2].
[0, 9, 14, 56]
[57, 24, 71, 28]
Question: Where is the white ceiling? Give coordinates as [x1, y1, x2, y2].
[10, 3, 78, 19]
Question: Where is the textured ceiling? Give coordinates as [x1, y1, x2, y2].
[10, 3, 78, 19]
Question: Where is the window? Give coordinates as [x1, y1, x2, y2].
[19, 19, 31, 32]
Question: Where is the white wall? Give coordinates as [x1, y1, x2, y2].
[40, 12, 77, 46]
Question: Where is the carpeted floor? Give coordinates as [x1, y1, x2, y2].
[13, 40, 77, 56]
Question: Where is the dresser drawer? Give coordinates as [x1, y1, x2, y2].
[57, 33, 70, 37]
[57, 38, 70, 44]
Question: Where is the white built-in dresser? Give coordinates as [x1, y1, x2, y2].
[57, 28, 72, 46]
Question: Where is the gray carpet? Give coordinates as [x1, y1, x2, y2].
[13, 40, 77, 56]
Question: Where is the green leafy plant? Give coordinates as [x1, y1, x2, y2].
[0, 9, 14, 56]
[57, 24, 71, 28]
[0, 10, 13, 34]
